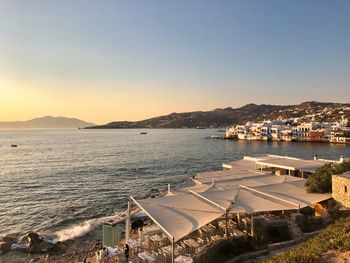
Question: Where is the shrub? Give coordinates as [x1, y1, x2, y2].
[306, 161, 350, 193]
[305, 163, 333, 193]
[327, 199, 342, 220]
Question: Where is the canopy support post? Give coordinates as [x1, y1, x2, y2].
[171, 237, 175, 263]
[126, 198, 131, 241]
[225, 211, 229, 238]
[251, 213, 254, 237]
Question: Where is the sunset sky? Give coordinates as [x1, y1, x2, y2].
[1, 1, 350, 124]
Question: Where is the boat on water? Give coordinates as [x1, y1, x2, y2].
[11, 144, 18, 147]
[140, 132, 147, 135]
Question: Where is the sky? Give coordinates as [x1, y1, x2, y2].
[0, 1, 349, 124]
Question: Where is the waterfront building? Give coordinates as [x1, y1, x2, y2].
[226, 120, 348, 143]
[260, 123, 271, 141]
[310, 129, 325, 142]
[270, 126, 279, 141]
[280, 129, 292, 141]
[236, 125, 247, 140]
[296, 123, 318, 141]
[330, 128, 350, 143]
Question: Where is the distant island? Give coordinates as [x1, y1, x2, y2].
[85, 101, 350, 129]
[0, 116, 95, 129]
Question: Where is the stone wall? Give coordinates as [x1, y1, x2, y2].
[332, 175, 350, 208]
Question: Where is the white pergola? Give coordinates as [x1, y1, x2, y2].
[125, 176, 331, 263]
[254, 155, 329, 176]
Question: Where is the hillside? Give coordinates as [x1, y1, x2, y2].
[260, 217, 350, 263]
[86, 101, 350, 129]
[0, 116, 95, 129]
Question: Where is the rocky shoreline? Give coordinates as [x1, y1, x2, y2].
[0, 228, 103, 263]
[0, 189, 161, 263]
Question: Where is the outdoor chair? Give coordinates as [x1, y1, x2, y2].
[179, 241, 187, 254]
[175, 243, 184, 255]
[197, 237, 205, 246]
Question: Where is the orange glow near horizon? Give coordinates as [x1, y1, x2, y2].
[0, 78, 234, 125]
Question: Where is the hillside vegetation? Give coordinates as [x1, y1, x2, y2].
[260, 217, 350, 263]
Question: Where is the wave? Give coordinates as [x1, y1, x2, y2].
[47, 211, 126, 243]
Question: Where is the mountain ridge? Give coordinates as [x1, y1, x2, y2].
[0, 116, 95, 129]
[86, 101, 350, 129]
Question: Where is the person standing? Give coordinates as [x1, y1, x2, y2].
[101, 247, 108, 263]
[124, 244, 130, 262]
[95, 250, 101, 263]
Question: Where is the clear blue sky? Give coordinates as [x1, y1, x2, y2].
[0, 0, 349, 123]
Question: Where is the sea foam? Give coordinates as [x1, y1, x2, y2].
[52, 212, 125, 243]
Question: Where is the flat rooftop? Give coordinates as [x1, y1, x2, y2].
[336, 171, 350, 180]
[222, 158, 260, 170]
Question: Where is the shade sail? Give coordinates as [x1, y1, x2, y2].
[252, 181, 332, 208]
[213, 174, 293, 188]
[197, 187, 238, 210]
[229, 188, 297, 213]
[198, 185, 298, 213]
[131, 156, 332, 243]
[195, 170, 272, 185]
[135, 193, 224, 242]
[173, 178, 210, 193]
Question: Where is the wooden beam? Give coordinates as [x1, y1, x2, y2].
[171, 237, 175, 263]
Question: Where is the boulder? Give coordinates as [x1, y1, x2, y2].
[0, 241, 12, 252]
[28, 240, 54, 254]
[149, 188, 160, 198]
[0, 235, 17, 244]
[27, 232, 42, 245]
[45, 242, 65, 255]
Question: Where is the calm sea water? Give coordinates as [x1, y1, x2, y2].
[0, 129, 349, 240]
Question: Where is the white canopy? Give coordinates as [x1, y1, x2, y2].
[133, 193, 224, 242]
[195, 170, 271, 185]
[251, 181, 332, 207]
[255, 155, 328, 173]
[130, 157, 332, 244]
[212, 174, 302, 188]
[229, 188, 297, 213]
[132, 178, 331, 242]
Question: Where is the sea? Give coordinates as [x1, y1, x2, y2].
[0, 129, 349, 242]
